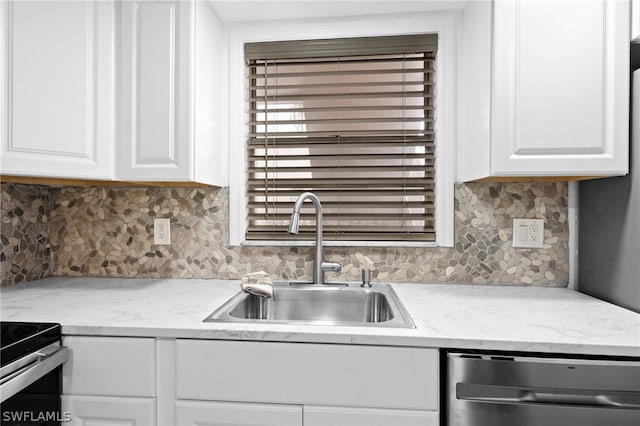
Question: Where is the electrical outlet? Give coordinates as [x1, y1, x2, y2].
[154, 218, 171, 245]
[512, 218, 544, 248]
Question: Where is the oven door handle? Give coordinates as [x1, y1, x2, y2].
[457, 383, 640, 409]
[0, 345, 68, 403]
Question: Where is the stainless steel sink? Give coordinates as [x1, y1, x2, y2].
[204, 283, 415, 328]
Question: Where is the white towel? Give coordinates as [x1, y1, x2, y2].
[240, 271, 273, 298]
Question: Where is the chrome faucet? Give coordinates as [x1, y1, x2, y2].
[288, 192, 341, 285]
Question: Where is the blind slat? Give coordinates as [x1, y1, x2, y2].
[249, 136, 433, 147]
[250, 117, 430, 126]
[249, 166, 432, 174]
[248, 216, 434, 223]
[249, 153, 432, 161]
[250, 91, 431, 102]
[248, 130, 433, 138]
[245, 231, 436, 242]
[248, 201, 432, 208]
[248, 178, 434, 188]
[248, 55, 430, 67]
[248, 67, 433, 79]
[250, 106, 434, 113]
[247, 189, 429, 197]
[249, 80, 428, 90]
[246, 226, 435, 233]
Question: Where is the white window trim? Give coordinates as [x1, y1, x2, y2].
[228, 12, 457, 247]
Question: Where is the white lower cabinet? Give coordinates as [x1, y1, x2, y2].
[62, 336, 440, 425]
[61, 395, 155, 426]
[175, 340, 438, 410]
[176, 400, 302, 426]
[174, 340, 440, 426]
[304, 405, 439, 426]
[62, 336, 157, 425]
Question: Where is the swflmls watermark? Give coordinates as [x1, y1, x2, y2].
[2, 410, 72, 423]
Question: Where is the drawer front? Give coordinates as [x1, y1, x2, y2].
[176, 400, 302, 426]
[63, 336, 156, 397]
[176, 340, 438, 410]
[304, 405, 439, 426]
[62, 395, 155, 426]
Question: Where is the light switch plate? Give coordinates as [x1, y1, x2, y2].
[154, 218, 171, 245]
[512, 218, 544, 248]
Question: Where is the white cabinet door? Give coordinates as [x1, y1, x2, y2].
[62, 395, 155, 426]
[459, 0, 629, 181]
[491, 0, 629, 176]
[118, 0, 227, 185]
[304, 406, 439, 426]
[119, 0, 191, 181]
[1, 0, 115, 179]
[176, 400, 302, 426]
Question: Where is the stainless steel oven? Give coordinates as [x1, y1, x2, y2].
[1, 322, 68, 425]
[446, 350, 640, 426]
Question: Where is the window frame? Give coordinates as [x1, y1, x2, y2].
[228, 13, 456, 247]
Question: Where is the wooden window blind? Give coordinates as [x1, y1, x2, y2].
[245, 34, 437, 242]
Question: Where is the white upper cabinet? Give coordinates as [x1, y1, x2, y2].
[118, 0, 228, 186]
[1, 0, 227, 185]
[1, 0, 116, 179]
[459, 0, 630, 181]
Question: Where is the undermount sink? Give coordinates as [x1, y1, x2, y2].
[204, 283, 415, 329]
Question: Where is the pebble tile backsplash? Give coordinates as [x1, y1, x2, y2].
[1, 184, 51, 285]
[1, 182, 569, 286]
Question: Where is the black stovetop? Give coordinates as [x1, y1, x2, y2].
[0, 322, 61, 366]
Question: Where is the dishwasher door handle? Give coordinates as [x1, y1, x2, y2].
[457, 383, 640, 409]
[0, 345, 68, 403]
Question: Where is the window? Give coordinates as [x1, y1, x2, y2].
[244, 34, 438, 242]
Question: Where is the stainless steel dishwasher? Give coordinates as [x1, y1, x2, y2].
[446, 351, 640, 426]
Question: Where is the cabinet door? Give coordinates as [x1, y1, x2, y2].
[1, 0, 115, 179]
[61, 395, 155, 426]
[304, 406, 439, 426]
[119, 0, 192, 181]
[491, 0, 629, 176]
[176, 400, 302, 426]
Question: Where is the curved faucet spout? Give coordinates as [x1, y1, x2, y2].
[288, 192, 338, 285]
[288, 192, 320, 235]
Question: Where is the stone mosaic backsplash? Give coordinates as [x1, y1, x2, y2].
[1, 181, 569, 286]
[1, 184, 51, 285]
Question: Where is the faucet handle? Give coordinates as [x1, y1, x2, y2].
[321, 262, 342, 273]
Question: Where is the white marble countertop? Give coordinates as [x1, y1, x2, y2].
[1, 277, 638, 357]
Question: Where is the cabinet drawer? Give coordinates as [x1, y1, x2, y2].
[176, 340, 438, 410]
[176, 400, 302, 426]
[62, 395, 155, 426]
[304, 405, 439, 426]
[63, 336, 155, 397]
